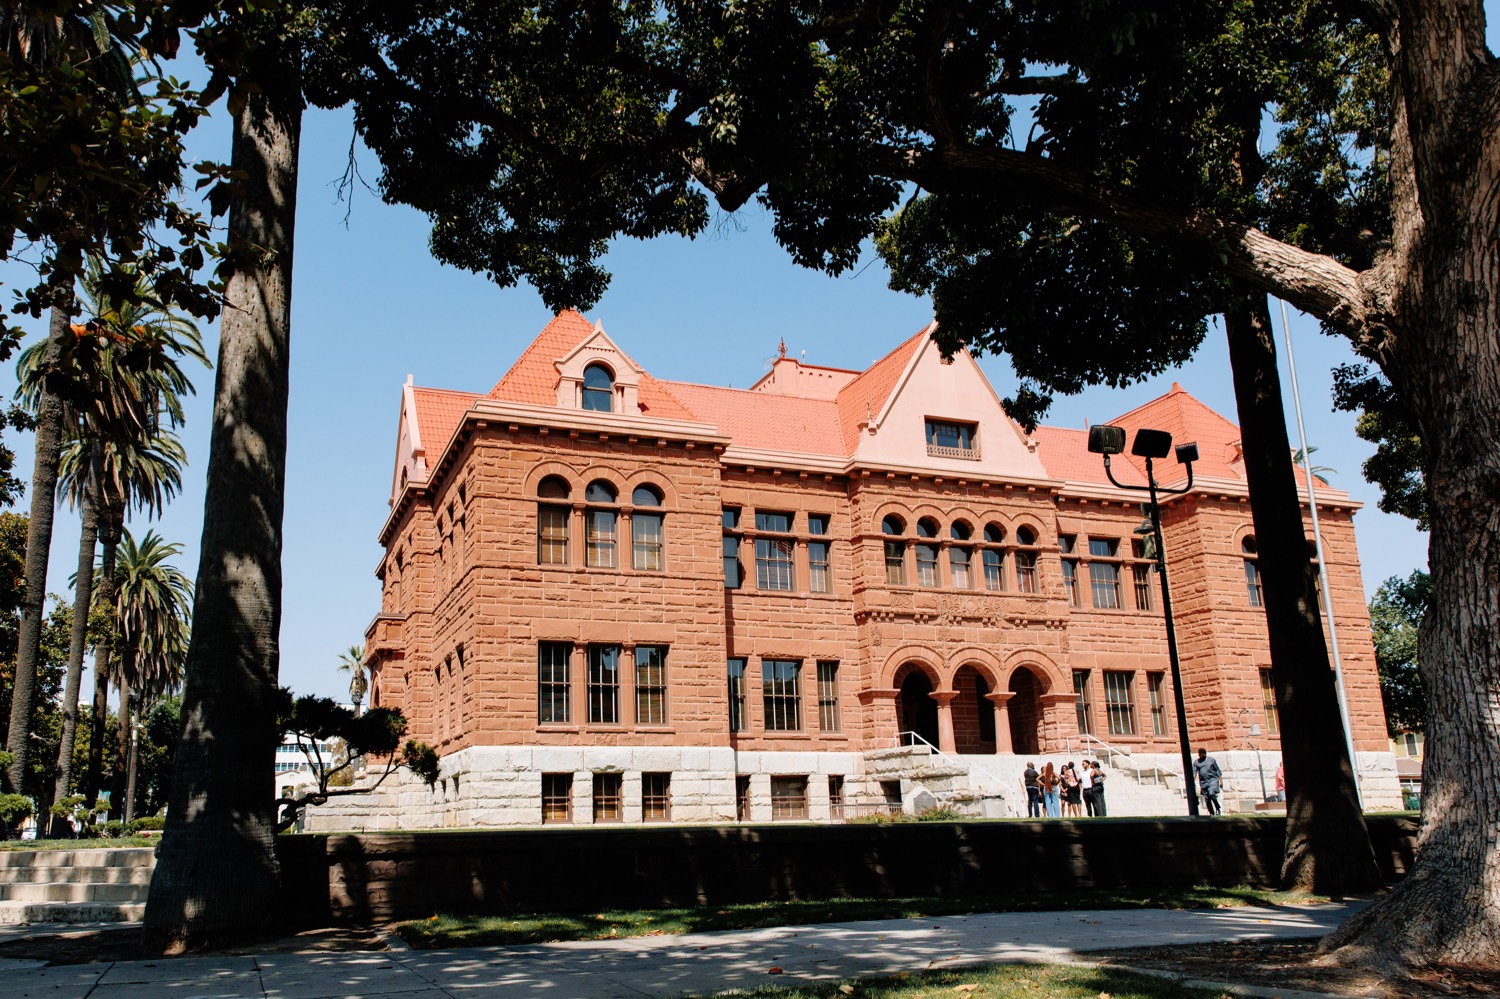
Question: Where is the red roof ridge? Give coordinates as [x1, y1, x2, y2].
[488, 309, 596, 402]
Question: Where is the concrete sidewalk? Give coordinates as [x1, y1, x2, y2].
[2, 901, 1365, 998]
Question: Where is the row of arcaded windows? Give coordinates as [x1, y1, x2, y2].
[537, 475, 665, 571]
[881, 515, 1040, 593]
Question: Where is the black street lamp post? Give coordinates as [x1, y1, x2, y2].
[1087, 424, 1200, 816]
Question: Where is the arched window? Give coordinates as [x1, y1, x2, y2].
[882, 515, 907, 586]
[916, 517, 940, 587]
[585, 480, 618, 568]
[1014, 525, 1040, 594]
[537, 475, 571, 565]
[632, 484, 664, 571]
[982, 523, 1006, 591]
[582, 364, 614, 412]
[949, 521, 973, 589]
[1242, 535, 1263, 607]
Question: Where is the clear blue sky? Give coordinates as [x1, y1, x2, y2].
[8, 14, 1477, 704]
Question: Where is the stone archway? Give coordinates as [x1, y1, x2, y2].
[896, 664, 940, 748]
[952, 664, 997, 754]
[1008, 666, 1046, 756]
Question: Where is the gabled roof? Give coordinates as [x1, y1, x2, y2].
[488, 308, 697, 420]
[834, 327, 930, 452]
[661, 381, 845, 455]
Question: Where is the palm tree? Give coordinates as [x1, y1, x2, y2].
[0, 0, 145, 796]
[111, 530, 191, 823]
[337, 645, 367, 716]
[15, 258, 204, 826]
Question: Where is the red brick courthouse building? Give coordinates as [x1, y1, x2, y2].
[313, 311, 1399, 830]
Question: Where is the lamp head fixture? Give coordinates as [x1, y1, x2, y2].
[1087, 424, 1127, 455]
[1131, 428, 1173, 459]
[1175, 442, 1200, 465]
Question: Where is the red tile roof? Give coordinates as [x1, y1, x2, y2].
[1112, 382, 1243, 481]
[835, 327, 930, 452]
[488, 309, 598, 406]
[662, 381, 845, 455]
[411, 386, 482, 458]
[1031, 426, 1148, 486]
[487, 309, 698, 420]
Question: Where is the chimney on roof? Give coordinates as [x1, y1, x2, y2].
[405, 374, 413, 386]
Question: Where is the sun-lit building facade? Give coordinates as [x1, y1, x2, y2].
[311, 311, 1399, 830]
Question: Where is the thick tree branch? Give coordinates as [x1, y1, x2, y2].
[900, 145, 1369, 336]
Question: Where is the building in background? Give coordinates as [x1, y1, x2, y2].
[312, 311, 1399, 830]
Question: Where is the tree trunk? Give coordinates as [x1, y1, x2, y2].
[143, 48, 301, 952]
[5, 298, 72, 792]
[1223, 288, 1380, 892]
[124, 700, 139, 823]
[49, 442, 101, 836]
[81, 514, 120, 810]
[111, 664, 131, 822]
[1317, 0, 1500, 971]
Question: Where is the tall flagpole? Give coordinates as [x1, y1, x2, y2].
[1276, 298, 1363, 806]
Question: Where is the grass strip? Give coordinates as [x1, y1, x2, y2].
[394, 884, 1327, 949]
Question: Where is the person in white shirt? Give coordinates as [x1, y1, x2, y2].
[1079, 758, 1096, 816]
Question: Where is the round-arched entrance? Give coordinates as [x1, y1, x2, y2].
[1007, 666, 1046, 756]
[896, 663, 940, 748]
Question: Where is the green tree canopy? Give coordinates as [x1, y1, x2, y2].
[1370, 570, 1430, 736]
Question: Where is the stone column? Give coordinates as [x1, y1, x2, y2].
[931, 691, 958, 754]
[1039, 692, 1084, 753]
[986, 690, 1017, 753]
[571, 502, 586, 567]
[857, 688, 902, 747]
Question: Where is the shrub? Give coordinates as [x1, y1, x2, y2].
[915, 805, 965, 822]
[103, 820, 126, 838]
[848, 810, 910, 825]
[127, 815, 165, 832]
[0, 793, 33, 836]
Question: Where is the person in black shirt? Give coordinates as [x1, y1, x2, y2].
[1023, 762, 1041, 818]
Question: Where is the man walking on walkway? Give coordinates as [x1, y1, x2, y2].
[1194, 747, 1223, 815]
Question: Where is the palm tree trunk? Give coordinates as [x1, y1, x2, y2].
[49, 442, 101, 836]
[124, 700, 139, 824]
[112, 664, 131, 822]
[81, 512, 120, 810]
[144, 39, 301, 951]
[5, 295, 73, 793]
[1223, 287, 1381, 892]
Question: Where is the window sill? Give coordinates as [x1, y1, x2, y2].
[536, 724, 580, 733]
[634, 726, 676, 735]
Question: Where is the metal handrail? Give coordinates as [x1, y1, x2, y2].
[892, 730, 1009, 799]
[1066, 732, 1184, 796]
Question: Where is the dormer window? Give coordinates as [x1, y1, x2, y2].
[582, 363, 615, 412]
[925, 419, 979, 459]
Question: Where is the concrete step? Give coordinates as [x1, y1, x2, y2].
[0, 882, 148, 903]
[0, 848, 155, 870]
[0, 900, 144, 925]
[0, 864, 154, 886]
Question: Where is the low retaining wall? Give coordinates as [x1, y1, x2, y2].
[275, 814, 1418, 926]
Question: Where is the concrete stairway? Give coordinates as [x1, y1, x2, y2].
[862, 745, 1007, 815]
[0, 847, 154, 924]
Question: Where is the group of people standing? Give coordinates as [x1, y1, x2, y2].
[1022, 760, 1107, 818]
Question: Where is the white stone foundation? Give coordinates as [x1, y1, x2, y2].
[301, 746, 1406, 831]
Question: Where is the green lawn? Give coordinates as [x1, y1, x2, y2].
[394, 884, 1326, 949]
[687, 963, 1222, 998]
